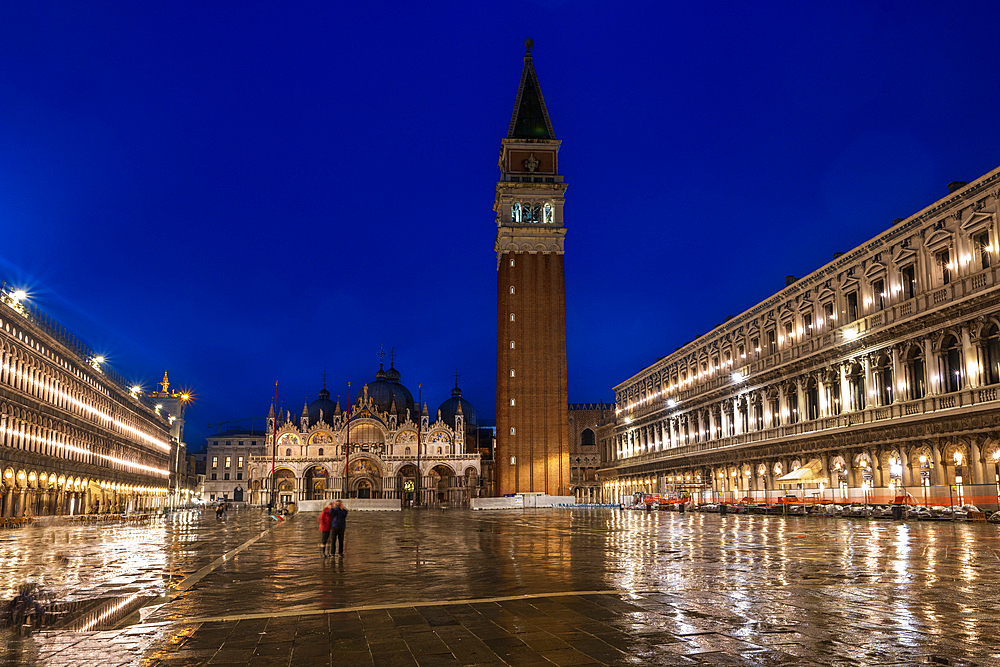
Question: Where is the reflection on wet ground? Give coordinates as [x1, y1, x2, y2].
[3, 507, 1000, 665]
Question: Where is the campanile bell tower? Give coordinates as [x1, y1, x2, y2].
[494, 39, 570, 497]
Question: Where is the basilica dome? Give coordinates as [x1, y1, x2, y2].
[307, 386, 339, 426]
[356, 363, 416, 420]
[437, 383, 478, 431]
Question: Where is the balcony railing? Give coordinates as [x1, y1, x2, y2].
[616, 383, 999, 467]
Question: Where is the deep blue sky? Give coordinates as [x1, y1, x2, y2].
[2, 2, 999, 451]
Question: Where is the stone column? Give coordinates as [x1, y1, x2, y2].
[796, 380, 806, 423]
[960, 324, 976, 388]
[840, 364, 851, 411]
[970, 438, 986, 485]
[931, 441, 946, 486]
[863, 355, 874, 410]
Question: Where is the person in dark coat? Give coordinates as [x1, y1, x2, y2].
[319, 503, 333, 557]
[330, 500, 348, 557]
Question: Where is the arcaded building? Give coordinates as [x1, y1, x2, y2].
[247, 362, 482, 508]
[568, 403, 610, 503]
[600, 166, 1000, 508]
[0, 285, 180, 516]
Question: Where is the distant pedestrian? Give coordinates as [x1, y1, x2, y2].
[215, 502, 224, 519]
[319, 503, 333, 557]
[330, 500, 348, 557]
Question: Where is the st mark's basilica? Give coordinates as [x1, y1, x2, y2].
[244, 360, 484, 507]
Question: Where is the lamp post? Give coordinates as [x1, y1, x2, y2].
[919, 455, 928, 507]
[993, 451, 1000, 511]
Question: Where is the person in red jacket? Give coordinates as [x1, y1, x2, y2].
[319, 502, 333, 557]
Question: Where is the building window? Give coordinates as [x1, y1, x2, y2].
[226, 441, 231, 446]
[871, 279, 885, 311]
[738, 344, 745, 360]
[318, 448, 324, 456]
[830, 380, 842, 415]
[937, 249, 952, 285]
[510, 427, 516, 435]
[212, 457, 218, 469]
[974, 231, 992, 270]
[983, 324, 1000, 385]
[543, 202, 553, 223]
[846, 291, 859, 323]
[823, 302, 835, 328]
[510, 258, 515, 267]
[874, 355, 893, 406]
[405, 447, 410, 456]
[224, 473, 230, 480]
[211, 473, 217, 480]
[510, 313, 515, 321]
[783, 322, 793, 344]
[942, 334, 962, 393]
[510, 286, 515, 294]
[237, 472, 243, 480]
[213, 441, 218, 447]
[510, 341, 515, 349]
[905, 348, 926, 399]
[238, 441, 244, 447]
[510, 369, 515, 377]
[510, 398, 515, 406]
[225, 456, 231, 469]
[237, 456, 243, 468]
[751, 337, 760, 359]
[803, 313, 813, 336]
[766, 330, 776, 356]
[251, 440, 257, 446]
[901, 265, 916, 300]
[285, 448, 292, 456]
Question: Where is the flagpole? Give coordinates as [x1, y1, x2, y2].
[416, 383, 421, 507]
[270, 381, 277, 510]
[345, 382, 351, 500]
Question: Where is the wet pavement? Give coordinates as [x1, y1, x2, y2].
[2, 507, 1000, 665]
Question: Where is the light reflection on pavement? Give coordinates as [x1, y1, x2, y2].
[2, 507, 1000, 665]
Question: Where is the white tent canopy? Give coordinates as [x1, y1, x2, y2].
[776, 459, 828, 486]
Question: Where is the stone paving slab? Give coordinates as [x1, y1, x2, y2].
[4, 508, 1000, 664]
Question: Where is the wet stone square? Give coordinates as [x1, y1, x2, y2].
[2, 507, 1000, 665]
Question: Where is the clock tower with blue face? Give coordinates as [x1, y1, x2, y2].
[494, 39, 570, 497]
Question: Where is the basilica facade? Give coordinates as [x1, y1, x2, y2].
[599, 167, 1000, 509]
[247, 363, 482, 508]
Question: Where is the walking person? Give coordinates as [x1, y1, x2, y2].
[330, 500, 348, 557]
[319, 502, 333, 557]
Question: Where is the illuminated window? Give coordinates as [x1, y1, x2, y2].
[212, 457, 218, 469]
[937, 249, 951, 285]
[510, 369, 515, 377]
[823, 301, 835, 326]
[974, 231, 992, 270]
[766, 330, 776, 356]
[510, 258, 515, 267]
[510, 341, 515, 349]
[510, 427, 516, 435]
[225, 456, 231, 469]
[901, 265, 916, 300]
[510, 398, 515, 406]
[846, 291, 859, 323]
[237, 456, 243, 468]
[871, 279, 885, 311]
[803, 313, 813, 336]
[543, 202, 553, 223]
[510, 313, 515, 321]
[510, 286, 515, 294]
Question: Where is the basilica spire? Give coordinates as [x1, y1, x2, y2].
[508, 37, 555, 140]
